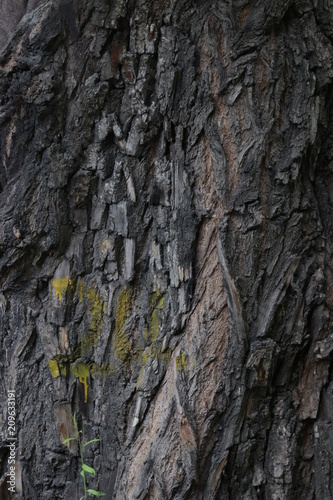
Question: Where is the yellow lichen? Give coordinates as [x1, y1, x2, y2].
[48, 279, 107, 403]
[72, 362, 90, 403]
[58, 359, 69, 377]
[49, 359, 60, 378]
[113, 287, 132, 362]
[54, 279, 106, 359]
[49, 353, 115, 402]
[48, 357, 69, 378]
[175, 351, 188, 371]
[147, 290, 165, 342]
[52, 277, 72, 302]
[149, 309, 160, 342]
[149, 289, 165, 309]
[91, 363, 116, 376]
[136, 344, 172, 389]
[79, 283, 105, 355]
[48, 283, 173, 402]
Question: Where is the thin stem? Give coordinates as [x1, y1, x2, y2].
[78, 428, 87, 500]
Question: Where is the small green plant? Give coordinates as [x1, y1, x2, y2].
[63, 412, 105, 499]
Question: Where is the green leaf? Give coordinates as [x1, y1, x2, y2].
[80, 470, 85, 478]
[87, 489, 106, 497]
[84, 438, 100, 447]
[80, 497, 84, 500]
[62, 437, 76, 445]
[73, 412, 78, 431]
[82, 464, 95, 476]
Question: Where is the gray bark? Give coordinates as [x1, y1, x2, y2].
[0, 0, 333, 499]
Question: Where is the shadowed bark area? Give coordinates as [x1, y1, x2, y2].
[0, 0, 333, 498]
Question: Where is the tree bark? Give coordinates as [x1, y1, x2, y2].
[1, 0, 333, 498]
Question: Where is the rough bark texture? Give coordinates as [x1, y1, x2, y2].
[1, 0, 333, 499]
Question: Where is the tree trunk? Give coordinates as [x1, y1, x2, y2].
[1, 0, 333, 498]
